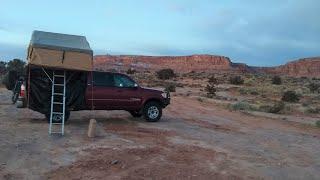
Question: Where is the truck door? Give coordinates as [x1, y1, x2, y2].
[113, 74, 142, 109]
[89, 72, 118, 110]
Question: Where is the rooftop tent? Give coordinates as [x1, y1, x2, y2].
[27, 30, 93, 71]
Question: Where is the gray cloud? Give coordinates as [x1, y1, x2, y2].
[194, 0, 320, 66]
[1, 0, 319, 66]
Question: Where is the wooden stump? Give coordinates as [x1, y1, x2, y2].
[88, 119, 97, 138]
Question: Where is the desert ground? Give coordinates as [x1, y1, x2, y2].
[1, 70, 320, 180]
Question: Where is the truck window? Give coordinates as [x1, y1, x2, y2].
[114, 74, 135, 88]
[93, 72, 114, 87]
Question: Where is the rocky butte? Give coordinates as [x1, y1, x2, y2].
[94, 55, 320, 77]
[94, 54, 251, 73]
[257, 57, 320, 77]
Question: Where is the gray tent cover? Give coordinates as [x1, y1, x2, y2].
[30, 30, 93, 55]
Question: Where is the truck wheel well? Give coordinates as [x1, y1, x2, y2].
[144, 98, 162, 107]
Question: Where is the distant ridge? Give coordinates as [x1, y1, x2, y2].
[94, 54, 320, 77]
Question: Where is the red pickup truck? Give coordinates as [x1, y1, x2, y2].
[18, 70, 170, 123]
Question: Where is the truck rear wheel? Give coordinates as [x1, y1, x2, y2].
[45, 111, 70, 123]
[143, 101, 162, 122]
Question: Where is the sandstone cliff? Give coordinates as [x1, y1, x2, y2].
[257, 57, 320, 77]
[94, 54, 250, 73]
[94, 55, 320, 77]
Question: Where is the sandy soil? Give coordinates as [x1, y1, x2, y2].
[0, 87, 319, 180]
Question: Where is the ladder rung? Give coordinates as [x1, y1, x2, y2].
[54, 84, 64, 86]
[53, 102, 63, 105]
[52, 123, 63, 125]
[50, 132, 64, 134]
[52, 112, 63, 114]
[53, 93, 64, 96]
[54, 75, 65, 77]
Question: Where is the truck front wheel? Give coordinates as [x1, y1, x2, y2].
[143, 101, 162, 122]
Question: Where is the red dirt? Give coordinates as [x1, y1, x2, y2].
[47, 124, 240, 180]
[1, 88, 320, 179]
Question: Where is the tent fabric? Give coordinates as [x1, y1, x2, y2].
[30, 30, 93, 55]
[27, 31, 93, 71]
[29, 48, 93, 71]
[27, 66, 88, 115]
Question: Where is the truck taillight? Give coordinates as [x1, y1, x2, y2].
[20, 84, 25, 97]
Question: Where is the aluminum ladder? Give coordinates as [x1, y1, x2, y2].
[49, 70, 66, 135]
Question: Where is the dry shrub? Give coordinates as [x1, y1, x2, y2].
[208, 75, 218, 84]
[164, 83, 176, 92]
[229, 76, 244, 85]
[282, 91, 300, 103]
[239, 88, 259, 95]
[308, 82, 320, 93]
[305, 107, 320, 114]
[205, 75, 218, 98]
[269, 102, 285, 113]
[272, 76, 282, 85]
[205, 85, 216, 98]
[156, 69, 175, 80]
[230, 101, 256, 111]
[126, 68, 136, 74]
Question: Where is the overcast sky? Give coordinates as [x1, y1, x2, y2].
[0, 0, 319, 66]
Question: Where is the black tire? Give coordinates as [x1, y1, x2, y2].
[16, 99, 25, 108]
[129, 111, 142, 118]
[45, 111, 70, 123]
[143, 101, 162, 122]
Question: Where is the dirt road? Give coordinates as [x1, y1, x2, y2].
[0, 88, 319, 179]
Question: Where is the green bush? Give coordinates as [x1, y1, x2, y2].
[272, 76, 282, 85]
[6, 59, 25, 74]
[156, 69, 175, 80]
[269, 102, 285, 113]
[0, 61, 6, 75]
[258, 105, 271, 112]
[316, 121, 320, 128]
[1, 59, 26, 90]
[2, 71, 18, 90]
[197, 97, 204, 102]
[229, 76, 244, 85]
[208, 75, 218, 84]
[308, 82, 320, 93]
[259, 102, 285, 114]
[164, 83, 176, 92]
[205, 75, 218, 98]
[126, 68, 136, 74]
[244, 78, 255, 86]
[205, 84, 216, 98]
[230, 101, 255, 111]
[239, 88, 259, 95]
[282, 91, 300, 103]
[305, 107, 320, 114]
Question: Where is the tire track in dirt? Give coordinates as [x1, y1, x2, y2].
[47, 122, 243, 180]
